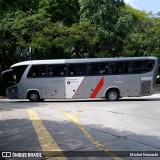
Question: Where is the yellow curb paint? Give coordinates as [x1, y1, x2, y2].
[60, 109, 122, 160]
[27, 109, 67, 160]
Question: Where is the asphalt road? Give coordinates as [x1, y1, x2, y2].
[0, 95, 160, 160]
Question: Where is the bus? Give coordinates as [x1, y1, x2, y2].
[1, 57, 158, 102]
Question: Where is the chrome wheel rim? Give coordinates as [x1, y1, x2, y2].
[109, 92, 117, 100]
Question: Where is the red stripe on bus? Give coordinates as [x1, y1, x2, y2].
[90, 76, 104, 98]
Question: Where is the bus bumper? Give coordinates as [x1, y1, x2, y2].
[6, 86, 19, 99]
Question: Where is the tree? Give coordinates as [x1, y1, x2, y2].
[0, 0, 160, 69]
[79, 0, 134, 57]
[39, 0, 80, 25]
[0, 0, 40, 68]
[0, 0, 81, 68]
[123, 6, 160, 59]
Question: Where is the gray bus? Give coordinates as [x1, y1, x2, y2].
[1, 57, 158, 101]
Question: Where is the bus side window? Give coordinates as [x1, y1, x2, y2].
[39, 65, 46, 77]
[143, 60, 154, 73]
[110, 62, 123, 75]
[48, 68, 53, 76]
[60, 72, 64, 76]
[110, 63, 116, 74]
[77, 63, 87, 76]
[32, 72, 36, 77]
[27, 65, 46, 78]
[98, 63, 108, 75]
[132, 61, 142, 74]
[27, 66, 39, 77]
[68, 64, 78, 76]
[60, 65, 66, 76]
[124, 62, 131, 74]
[47, 65, 66, 77]
[89, 63, 98, 76]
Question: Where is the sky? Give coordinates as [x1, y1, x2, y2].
[124, 0, 160, 14]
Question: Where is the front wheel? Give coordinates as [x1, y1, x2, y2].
[106, 89, 119, 101]
[28, 91, 40, 102]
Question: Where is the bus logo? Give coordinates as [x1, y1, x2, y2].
[67, 81, 71, 85]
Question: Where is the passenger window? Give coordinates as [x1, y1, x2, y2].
[68, 64, 78, 76]
[143, 60, 154, 73]
[67, 63, 87, 76]
[59, 65, 66, 76]
[77, 64, 87, 76]
[89, 63, 99, 75]
[110, 62, 123, 75]
[124, 62, 131, 74]
[47, 65, 66, 77]
[98, 63, 109, 74]
[27, 65, 46, 78]
[132, 61, 142, 74]
[89, 62, 109, 76]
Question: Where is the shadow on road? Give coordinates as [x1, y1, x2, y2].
[0, 109, 160, 160]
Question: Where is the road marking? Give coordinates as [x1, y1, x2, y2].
[60, 108, 122, 160]
[27, 109, 66, 160]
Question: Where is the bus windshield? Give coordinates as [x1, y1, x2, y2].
[1, 65, 28, 87]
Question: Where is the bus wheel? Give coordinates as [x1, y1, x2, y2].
[28, 91, 40, 102]
[106, 89, 119, 101]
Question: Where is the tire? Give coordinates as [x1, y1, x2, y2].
[106, 89, 119, 101]
[28, 91, 40, 102]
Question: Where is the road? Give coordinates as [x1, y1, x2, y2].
[0, 95, 160, 160]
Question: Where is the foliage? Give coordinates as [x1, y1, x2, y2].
[123, 7, 160, 59]
[79, 0, 134, 57]
[0, 0, 160, 69]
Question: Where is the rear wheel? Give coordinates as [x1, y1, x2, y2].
[106, 89, 119, 101]
[28, 91, 40, 102]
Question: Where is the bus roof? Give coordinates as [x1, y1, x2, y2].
[11, 56, 157, 68]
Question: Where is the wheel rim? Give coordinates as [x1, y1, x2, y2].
[109, 91, 117, 100]
[30, 93, 38, 101]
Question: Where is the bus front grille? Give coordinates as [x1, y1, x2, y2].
[141, 81, 151, 95]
